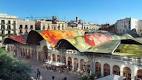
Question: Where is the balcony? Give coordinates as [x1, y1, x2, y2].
[94, 54, 142, 65]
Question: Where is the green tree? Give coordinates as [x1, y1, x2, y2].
[80, 75, 89, 80]
[0, 48, 32, 80]
[80, 73, 96, 80]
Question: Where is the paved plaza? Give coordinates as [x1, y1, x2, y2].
[20, 58, 81, 80]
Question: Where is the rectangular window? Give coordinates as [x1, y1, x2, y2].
[42, 26, 45, 30]
[1, 25, 5, 30]
[30, 25, 33, 29]
[8, 31, 11, 34]
[8, 20, 11, 24]
[13, 21, 16, 30]
[2, 30, 4, 35]
[48, 24, 50, 29]
[62, 24, 64, 30]
[1, 20, 5, 25]
[19, 25, 23, 29]
[25, 25, 28, 29]
[19, 30, 23, 34]
[7, 25, 11, 30]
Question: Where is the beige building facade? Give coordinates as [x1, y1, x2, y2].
[0, 13, 35, 39]
[16, 19, 35, 35]
[0, 13, 17, 38]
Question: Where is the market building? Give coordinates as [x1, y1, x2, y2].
[3, 29, 142, 80]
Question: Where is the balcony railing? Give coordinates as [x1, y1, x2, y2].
[95, 54, 142, 66]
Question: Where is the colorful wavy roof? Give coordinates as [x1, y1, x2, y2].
[38, 30, 134, 53]
[4, 30, 142, 56]
[6, 35, 26, 44]
[40, 30, 85, 47]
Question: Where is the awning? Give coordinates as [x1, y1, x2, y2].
[45, 61, 65, 66]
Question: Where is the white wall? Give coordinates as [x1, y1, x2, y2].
[137, 20, 142, 35]
[131, 18, 139, 30]
[92, 57, 142, 79]
[115, 18, 131, 34]
[115, 18, 142, 35]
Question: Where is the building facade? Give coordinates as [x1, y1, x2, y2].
[137, 20, 142, 36]
[0, 13, 17, 39]
[115, 18, 142, 35]
[16, 19, 35, 35]
[68, 17, 100, 30]
[0, 13, 35, 42]
[99, 24, 116, 33]
[35, 16, 67, 30]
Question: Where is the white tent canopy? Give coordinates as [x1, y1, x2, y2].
[45, 61, 65, 66]
[97, 75, 125, 80]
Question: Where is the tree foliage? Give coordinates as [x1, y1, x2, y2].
[80, 73, 96, 80]
[0, 48, 32, 80]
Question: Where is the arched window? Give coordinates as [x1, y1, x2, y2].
[80, 59, 85, 71]
[95, 62, 101, 78]
[137, 69, 142, 79]
[62, 56, 66, 64]
[68, 57, 72, 71]
[123, 67, 131, 80]
[103, 63, 110, 76]
[57, 55, 60, 62]
[52, 54, 56, 61]
[43, 46, 48, 60]
[113, 65, 120, 75]
[74, 58, 78, 71]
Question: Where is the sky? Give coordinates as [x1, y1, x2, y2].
[0, 0, 142, 24]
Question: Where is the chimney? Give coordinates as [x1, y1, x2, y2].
[76, 17, 78, 23]
[52, 16, 57, 24]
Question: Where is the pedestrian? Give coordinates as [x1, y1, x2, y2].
[36, 68, 41, 80]
[63, 77, 67, 80]
[52, 76, 55, 80]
